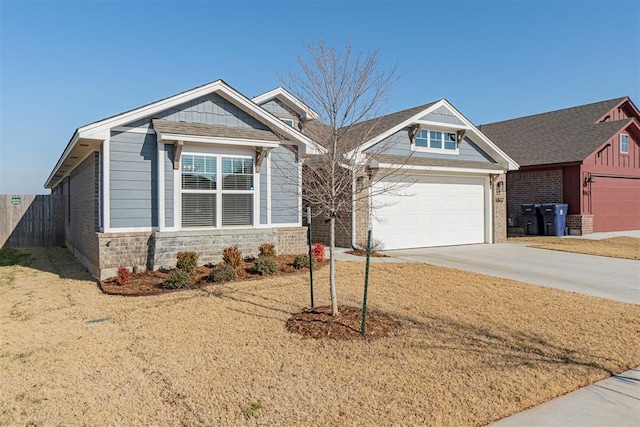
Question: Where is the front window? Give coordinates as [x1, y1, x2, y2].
[413, 129, 457, 152]
[181, 154, 254, 228]
[620, 134, 629, 154]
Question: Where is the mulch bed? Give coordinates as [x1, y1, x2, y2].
[100, 255, 324, 297]
[345, 249, 389, 258]
[286, 305, 401, 340]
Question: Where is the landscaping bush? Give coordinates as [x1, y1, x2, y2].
[258, 243, 275, 258]
[293, 255, 315, 269]
[254, 257, 278, 276]
[312, 243, 325, 262]
[161, 270, 190, 289]
[223, 246, 242, 268]
[176, 251, 199, 274]
[116, 267, 131, 286]
[208, 265, 237, 283]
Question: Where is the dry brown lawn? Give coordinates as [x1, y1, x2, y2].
[509, 236, 640, 260]
[1, 247, 639, 426]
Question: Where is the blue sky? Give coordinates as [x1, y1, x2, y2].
[1, 0, 638, 194]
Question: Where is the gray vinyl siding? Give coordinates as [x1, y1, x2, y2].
[109, 130, 158, 228]
[271, 145, 299, 224]
[420, 105, 465, 125]
[260, 160, 268, 225]
[164, 145, 174, 228]
[365, 128, 496, 163]
[125, 93, 269, 130]
[259, 99, 301, 119]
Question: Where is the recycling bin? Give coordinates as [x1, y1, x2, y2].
[540, 203, 568, 236]
[521, 203, 542, 235]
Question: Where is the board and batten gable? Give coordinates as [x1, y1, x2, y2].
[365, 128, 496, 163]
[420, 105, 466, 126]
[124, 93, 270, 130]
[270, 145, 299, 224]
[109, 130, 158, 228]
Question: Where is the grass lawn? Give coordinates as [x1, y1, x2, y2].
[1, 247, 639, 426]
[509, 236, 640, 260]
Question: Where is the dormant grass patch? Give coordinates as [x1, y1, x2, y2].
[1, 247, 638, 426]
[510, 236, 640, 260]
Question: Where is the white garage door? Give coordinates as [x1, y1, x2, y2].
[372, 175, 487, 249]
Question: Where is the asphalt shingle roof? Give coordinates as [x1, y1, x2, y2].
[372, 154, 504, 171]
[480, 97, 628, 166]
[151, 119, 280, 141]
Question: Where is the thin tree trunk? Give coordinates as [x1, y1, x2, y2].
[329, 216, 338, 316]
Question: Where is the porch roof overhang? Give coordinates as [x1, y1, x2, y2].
[368, 154, 508, 175]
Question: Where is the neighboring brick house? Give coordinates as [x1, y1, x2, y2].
[305, 100, 519, 250]
[481, 97, 640, 235]
[46, 81, 322, 279]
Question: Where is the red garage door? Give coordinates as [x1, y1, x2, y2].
[591, 176, 640, 232]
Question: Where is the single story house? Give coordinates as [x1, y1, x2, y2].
[46, 80, 518, 278]
[481, 97, 640, 234]
[45, 80, 323, 279]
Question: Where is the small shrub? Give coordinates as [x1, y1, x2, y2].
[176, 251, 199, 274]
[258, 243, 275, 258]
[254, 256, 278, 276]
[312, 243, 325, 262]
[293, 255, 315, 269]
[223, 246, 242, 268]
[116, 267, 131, 286]
[208, 265, 237, 283]
[358, 237, 385, 253]
[162, 270, 189, 289]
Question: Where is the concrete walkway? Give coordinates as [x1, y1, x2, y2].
[330, 232, 640, 426]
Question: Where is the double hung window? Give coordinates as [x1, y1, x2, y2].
[620, 134, 629, 154]
[181, 154, 254, 228]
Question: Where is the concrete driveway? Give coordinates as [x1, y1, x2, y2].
[384, 243, 639, 304]
[384, 239, 640, 426]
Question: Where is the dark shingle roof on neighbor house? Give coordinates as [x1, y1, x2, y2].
[480, 97, 629, 167]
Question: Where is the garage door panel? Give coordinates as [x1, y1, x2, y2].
[373, 175, 486, 250]
[592, 177, 640, 232]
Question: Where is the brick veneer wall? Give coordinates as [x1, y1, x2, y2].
[492, 174, 507, 243]
[65, 153, 100, 277]
[506, 169, 563, 230]
[96, 227, 308, 279]
[566, 214, 593, 235]
[98, 232, 154, 278]
[275, 227, 308, 254]
[152, 228, 278, 269]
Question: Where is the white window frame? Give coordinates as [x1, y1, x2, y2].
[412, 128, 459, 155]
[281, 118, 295, 127]
[178, 147, 256, 230]
[620, 133, 629, 154]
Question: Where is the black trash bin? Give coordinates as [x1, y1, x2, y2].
[540, 203, 568, 236]
[521, 203, 542, 235]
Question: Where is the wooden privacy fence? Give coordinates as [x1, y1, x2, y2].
[0, 194, 65, 247]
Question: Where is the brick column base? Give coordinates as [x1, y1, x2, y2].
[566, 214, 593, 235]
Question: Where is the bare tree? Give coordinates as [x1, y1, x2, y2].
[281, 40, 408, 316]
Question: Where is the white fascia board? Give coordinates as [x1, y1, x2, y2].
[347, 100, 448, 157]
[45, 131, 80, 188]
[252, 87, 319, 120]
[414, 120, 472, 130]
[371, 163, 507, 175]
[157, 133, 281, 148]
